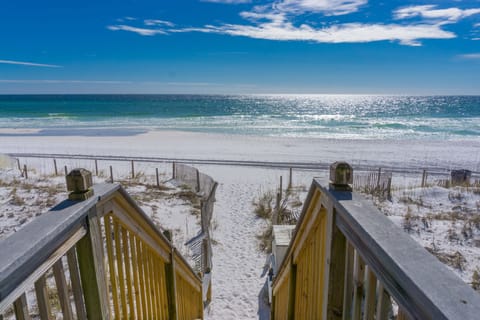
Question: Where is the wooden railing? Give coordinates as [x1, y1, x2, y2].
[271, 178, 480, 320]
[0, 181, 203, 319]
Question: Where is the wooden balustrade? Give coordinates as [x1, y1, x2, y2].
[0, 182, 203, 320]
[271, 178, 480, 320]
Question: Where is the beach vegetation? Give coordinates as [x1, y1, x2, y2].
[253, 191, 274, 220]
[472, 269, 480, 291]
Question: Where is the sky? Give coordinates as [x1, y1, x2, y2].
[0, 0, 479, 94]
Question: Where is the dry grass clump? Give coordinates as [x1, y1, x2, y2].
[253, 191, 274, 219]
[472, 269, 480, 291]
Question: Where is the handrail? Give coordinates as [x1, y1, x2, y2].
[0, 180, 203, 319]
[271, 178, 480, 319]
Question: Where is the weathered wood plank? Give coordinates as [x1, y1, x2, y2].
[342, 242, 354, 320]
[165, 245, 178, 320]
[128, 232, 142, 319]
[53, 259, 74, 320]
[104, 214, 120, 318]
[363, 267, 376, 320]
[327, 216, 346, 320]
[136, 237, 148, 320]
[113, 220, 128, 318]
[122, 228, 135, 319]
[13, 293, 31, 320]
[66, 247, 87, 320]
[34, 275, 51, 320]
[351, 250, 365, 320]
[375, 284, 391, 320]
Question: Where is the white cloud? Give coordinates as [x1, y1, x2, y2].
[474, 23, 480, 27]
[107, 25, 167, 36]
[273, 0, 367, 16]
[188, 19, 454, 46]
[109, 2, 473, 46]
[457, 53, 480, 59]
[0, 59, 62, 68]
[394, 5, 480, 23]
[144, 19, 175, 27]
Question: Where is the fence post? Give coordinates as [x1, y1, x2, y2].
[131, 160, 135, 179]
[64, 165, 68, 177]
[76, 208, 110, 319]
[279, 176, 283, 196]
[376, 167, 382, 189]
[156, 168, 160, 187]
[421, 170, 427, 188]
[23, 164, 28, 179]
[16, 158, 21, 173]
[94, 160, 99, 176]
[163, 230, 178, 320]
[109, 166, 114, 183]
[172, 162, 176, 180]
[288, 168, 293, 190]
[53, 159, 58, 176]
[196, 169, 200, 193]
[273, 192, 281, 224]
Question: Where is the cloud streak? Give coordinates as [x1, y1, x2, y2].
[108, 2, 480, 46]
[457, 53, 480, 59]
[273, 0, 367, 16]
[394, 5, 480, 23]
[0, 59, 62, 68]
[107, 25, 167, 36]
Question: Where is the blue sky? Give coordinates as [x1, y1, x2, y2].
[1, 0, 479, 94]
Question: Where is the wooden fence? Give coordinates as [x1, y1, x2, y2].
[0, 180, 203, 319]
[271, 178, 480, 319]
[175, 164, 217, 304]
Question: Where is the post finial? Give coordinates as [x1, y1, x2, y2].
[329, 161, 353, 191]
[66, 168, 94, 201]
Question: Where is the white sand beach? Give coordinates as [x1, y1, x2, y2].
[1, 129, 480, 319]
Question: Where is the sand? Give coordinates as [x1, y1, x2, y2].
[1, 129, 479, 319]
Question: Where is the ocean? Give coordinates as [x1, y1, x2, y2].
[0, 94, 479, 140]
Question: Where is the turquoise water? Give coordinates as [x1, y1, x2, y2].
[0, 94, 479, 140]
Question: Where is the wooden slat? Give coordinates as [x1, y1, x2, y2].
[66, 247, 87, 320]
[122, 228, 135, 319]
[376, 284, 391, 320]
[13, 293, 31, 320]
[53, 259, 74, 320]
[113, 219, 128, 318]
[165, 248, 178, 320]
[136, 237, 148, 320]
[152, 254, 163, 319]
[129, 232, 142, 319]
[34, 275, 51, 320]
[342, 242, 354, 320]
[363, 267, 377, 320]
[104, 215, 121, 318]
[76, 210, 110, 320]
[143, 243, 154, 318]
[352, 251, 365, 320]
[326, 220, 347, 320]
[147, 249, 158, 319]
[397, 308, 409, 320]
